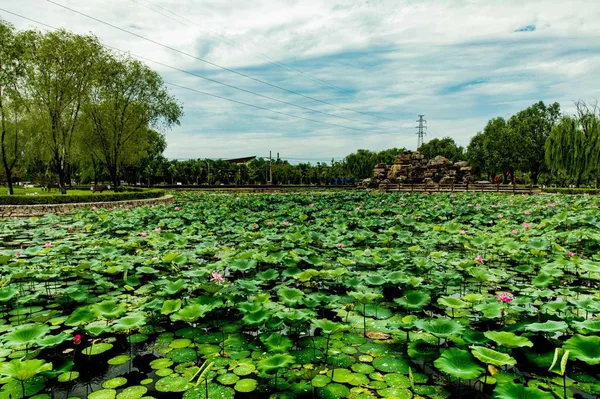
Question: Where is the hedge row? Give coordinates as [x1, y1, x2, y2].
[542, 187, 600, 194]
[0, 190, 165, 205]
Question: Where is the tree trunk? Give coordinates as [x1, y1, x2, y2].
[531, 171, 538, 186]
[57, 168, 67, 195]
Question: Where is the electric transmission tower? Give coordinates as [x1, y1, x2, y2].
[416, 115, 427, 149]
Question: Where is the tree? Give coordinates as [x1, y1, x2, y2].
[0, 20, 28, 194]
[466, 132, 489, 179]
[24, 29, 103, 194]
[418, 137, 464, 162]
[508, 101, 560, 184]
[545, 101, 600, 187]
[84, 53, 183, 190]
[484, 118, 524, 183]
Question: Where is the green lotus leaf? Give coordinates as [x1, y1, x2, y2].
[65, 306, 97, 326]
[112, 313, 147, 331]
[163, 279, 186, 295]
[278, 287, 304, 305]
[161, 299, 182, 315]
[349, 290, 381, 305]
[217, 373, 239, 385]
[167, 348, 197, 363]
[471, 346, 517, 367]
[377, 387, 412, 398]
[525, 320, 569, 333]
[240, 308, 270, 325]
[261, 333, 293, 353]
[483, 331, 533, 348]
[548, 348, 570, 376]
[182, 383, 235, 399]
[88, 389, 117, 399]
[155, 375, 193, 392]
[415, 318, 464, 338]
[229, 259, 256, 272]
[437, 296, 469, 309]
[102, 377, 127, 389]
[171, 304, 212, 323]
[232, 363, 255, 376]
[313, 319, 346, 335]
[38, 332, 71, 348]
[0, 359, 52, 381]
[528, 238, 548, 251]
[150, 358, 173, 369]
[82, 343, 113, 355]
[257, 354, 295, 374]
[57, 371, 79, 382]
[107, 355, 131, 365]
[2, 323, 50, 348]
[93, 301, 127, 320]
[372, 357, 409, 373]
[234, 378, 257, 393]
[116, 386, 147, 399]
[0, 287, 18, 302]
[316, 383, 351, 399]
[572, 319, 600, 334]
[407, 340, 439, 362]
[394, 291, 431, 311]
[434, 348, 484, 379]
[494, 382, 553, 399]
[564, 335, 600, 365]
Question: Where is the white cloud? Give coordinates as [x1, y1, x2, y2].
[2, 0, 600, 161]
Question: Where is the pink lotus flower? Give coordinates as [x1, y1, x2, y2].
[153, 227, 161, 232]
[91, 206, 97, 211]
[282, 221, 290, 226]
[236, 197, 240, 201]
[400, 203, 406, 207]
[211, 271, 225, 284]
[356, 206, 363, 210]
[253, 223, 258, 230]
[524, 210, 531, 215]
[73, 334, 82, 345]
[474, 256, 484, 264]
[56, 223, 60, 228]
[522, 222, 531, 229]
[459, 230, 466, 235]
[336, 243, 345, 249]
[15, 251, 21, 257]
[309, 203, 315, 207]
[511, 229, 519, 234]
[67, 226, 73, 231]
[44, 242, 52, 248]
[567, 251, 576, 257]
[174, 206, 180, 211]
[497, 214, 503, 219]
[496, 292, 513, 303]
[266, 221, 273, 226]
[140, 231, 148, 237]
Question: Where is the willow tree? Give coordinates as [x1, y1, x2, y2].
[24, 29, 103, 194]
[84, 53, 183, 190]
[545, 102, 600, 187]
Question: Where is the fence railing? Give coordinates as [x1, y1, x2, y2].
[381, 182, 539, 194]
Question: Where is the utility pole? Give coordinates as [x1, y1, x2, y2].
[269, 151, 273, 184]
[416, 115, 427, 149]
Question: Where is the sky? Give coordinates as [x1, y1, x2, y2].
[1, 0, 600, 163]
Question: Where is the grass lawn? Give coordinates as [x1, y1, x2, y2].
[1, 186, 123, 196]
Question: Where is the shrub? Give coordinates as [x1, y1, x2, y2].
[0, 190, 165, 205]
[542, 187, 600, 194]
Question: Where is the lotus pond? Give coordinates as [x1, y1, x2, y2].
[0, 191, 599, 399]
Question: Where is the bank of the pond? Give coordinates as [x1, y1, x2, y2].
[0, 193, 173, 217]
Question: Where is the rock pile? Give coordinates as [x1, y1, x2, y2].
[359, 150, 474, 188]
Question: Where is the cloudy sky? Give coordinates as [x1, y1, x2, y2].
[2, 0, 600, 162]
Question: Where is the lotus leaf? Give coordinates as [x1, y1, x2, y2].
[434, 348, 484, 379]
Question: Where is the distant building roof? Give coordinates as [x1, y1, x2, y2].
[225, 156, 256, 164]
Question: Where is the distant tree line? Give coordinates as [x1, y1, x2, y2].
[466, 100, 600, 187]
[0, 19, 182, 194]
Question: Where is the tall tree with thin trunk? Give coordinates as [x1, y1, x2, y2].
[84, 54, 182, 191]
[0, 20, 28, 195]
[24, 29, 102, 194]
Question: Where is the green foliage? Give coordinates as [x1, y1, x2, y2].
[418, 137, 464, 162]
[0, 189, 164, 205]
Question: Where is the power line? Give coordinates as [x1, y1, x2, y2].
[46, 0, 396, 122]
[0, 8, 387, 133]
[164, 81, 369, 132]
[130, 0, 356, 97]
[125, 52, 385, 128]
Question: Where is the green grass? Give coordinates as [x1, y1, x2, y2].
[0, 187, 114, 196]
